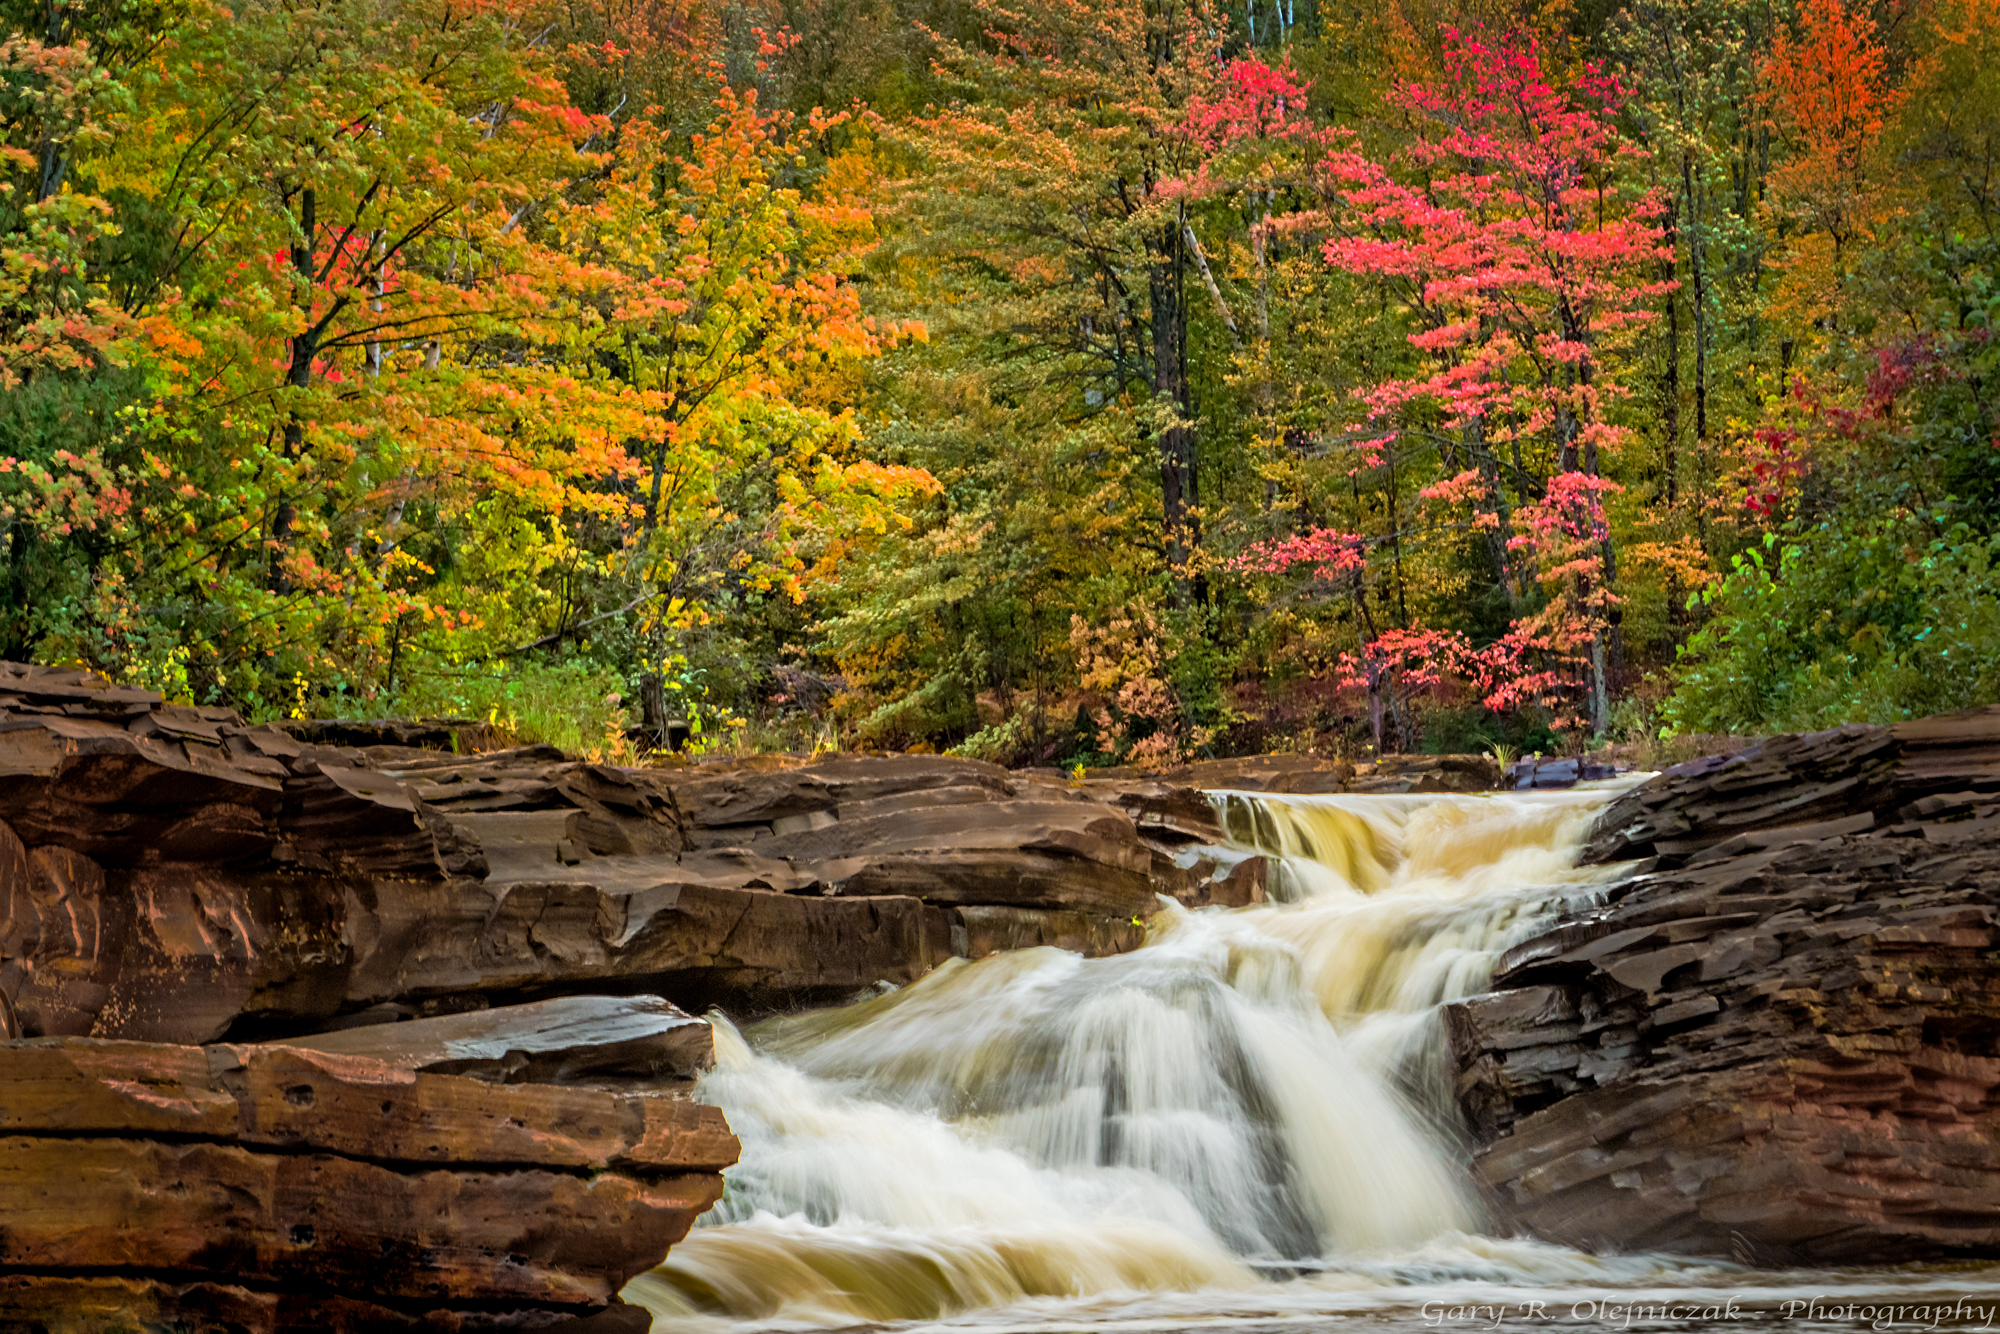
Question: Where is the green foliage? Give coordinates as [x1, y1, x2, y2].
[1665, 522, 2000, 733]
[366, 660, 630, 758]
[8, 0, 2000, 757]
[948, 712, 1035, 765]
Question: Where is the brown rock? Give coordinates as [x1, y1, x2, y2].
[0, 1275, 653, 1333]
[0, 711, 284, 861]
[0, 1135, 715, 1305]
[278, 994, 715, 1086]
[274, 717, 518, 754]
[4, 841, 118, 1036]
[1351, 753, 1503, 793]
[554, 764, 686, 857]
[0, 1034, 735, 1326]
[0, 1038, 736, 1173]
[1451, 705, 2000, 1263]
[1095, 782, 1227, 845]
[4, 852, 353, 1043]
[282, 761, 486, 878]
[0, 661, 1287, 1045]
[667, 754, 1015, 830]
[1158, 753, 1356, 794]
[0, 669, 772, 1329]
[1571, 707, 2000, 868]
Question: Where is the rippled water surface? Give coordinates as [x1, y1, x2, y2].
[625, 788, 2000, 1334]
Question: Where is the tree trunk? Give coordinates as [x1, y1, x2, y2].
[1590, 632, 1610, 738]
[1351, 567, 1381, 751]
[1466, 419, 1517, 607]
[1661, 193, 1681, 508]
[638, 671, 671, 750]
[1386, 444, 1409, 626]
[1151, 219, 1201, 602]
[270, 186, 320, 594]
[1683, 157, 1709, 455]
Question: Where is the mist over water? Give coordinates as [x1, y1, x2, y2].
[625, 788, 2000, 1332]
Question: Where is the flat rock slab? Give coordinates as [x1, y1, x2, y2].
[0, 1035, 735, 1325]
[0, 1134, 715, 1306]
[281, 994, 715, 1084]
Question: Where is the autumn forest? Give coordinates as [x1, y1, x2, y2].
[1, 0, 1994, 766]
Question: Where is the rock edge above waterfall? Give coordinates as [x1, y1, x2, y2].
[1448, 705, 2000, 1263]
[0, 660, 1285, 1048]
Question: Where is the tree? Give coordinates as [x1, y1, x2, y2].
[1761, 0, 1900, 290]
[0, 31, 152, 661]
[521, 84, 934, 723]
[549, 90, 922, 605]
[1320, 28, 1673, 733]
[57, 0, 622, 702]
[0, 0, 931, 715]
[1607, 0, 1769, 596]
[894, 0, 1238, 596]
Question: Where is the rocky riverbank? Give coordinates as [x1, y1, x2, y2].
[1448, 707, 2000, 1262]
[0, 1006, 733, 1331]
[17, 652, 1896, 1325]
[0, 661, 1226, 1328]
[0, 663, 1273, 1049]
[5, 662, 1462, 1328]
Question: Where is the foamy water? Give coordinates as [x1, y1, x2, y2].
[626, 787, 2000, 1332]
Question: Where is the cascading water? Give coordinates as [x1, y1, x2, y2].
[624, 786, 1946, 1332]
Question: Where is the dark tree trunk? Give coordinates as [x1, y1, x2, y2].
[1467, 419, 1518, 608]
[1661, 193, 1681, 508]
[1151, 221, 1202, 603]
[270, 187, 320, 593]
[637, 671, 672, 750]
[1683, 158, 1709, 454]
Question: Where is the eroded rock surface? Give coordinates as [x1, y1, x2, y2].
[0, 1024, 735, 1330]
[0, 662, 1269, 1046]
[1449, 707, 2000, 1262]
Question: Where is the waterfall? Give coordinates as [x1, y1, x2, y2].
[626, 788, 1637, 1329]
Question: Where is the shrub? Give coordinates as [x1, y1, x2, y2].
[1664, 519, 2000, 733]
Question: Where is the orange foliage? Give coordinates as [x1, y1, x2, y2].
[1762, 0, 1903, 259]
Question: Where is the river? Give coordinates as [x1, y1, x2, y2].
[622, 787, 2000, 1334]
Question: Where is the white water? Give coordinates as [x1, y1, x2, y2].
[626, 788, 2000, 1333]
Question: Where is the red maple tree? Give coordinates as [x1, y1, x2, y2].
[1317, 29, 1673, 734]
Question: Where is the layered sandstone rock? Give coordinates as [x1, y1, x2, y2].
[0, 662, 1289, 1328]
[1449, 706, 2000, 1262]
[0, 662, 1261, 1046]
[0, 1007, 736, 1330]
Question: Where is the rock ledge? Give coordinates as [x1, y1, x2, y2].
[1449, 706, 2000, 1262]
